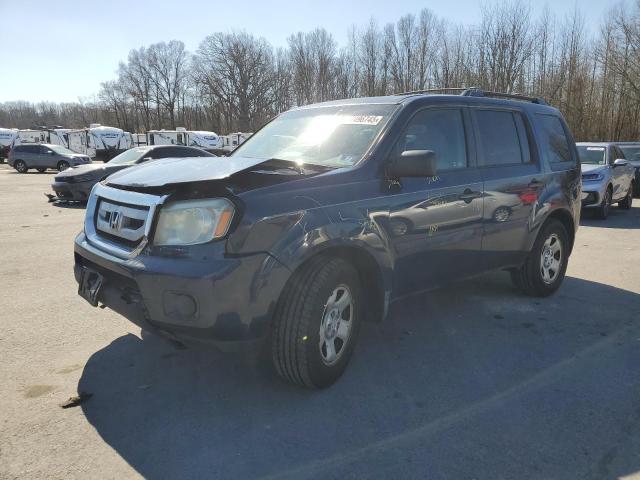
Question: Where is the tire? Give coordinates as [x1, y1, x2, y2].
[36, 167, 47, 173]
[594, 186, 612, 220]
[618, 184, 633, 210]
[14, 160, 28, 173]
[510, 218, 569, 297]
[271, 256, 362, 389]
[57, 160, 70, 172]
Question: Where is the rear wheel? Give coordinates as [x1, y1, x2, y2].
[271, 257, 362, 388]
[619, 184, 633, 210]
[594, 186, 612, 219]
[57, 160, 70, 172]
[511, 219, 569, 297]
[36, 167, 46, 173]
[14, 160, 28, 173]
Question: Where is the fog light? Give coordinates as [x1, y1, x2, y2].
[162, 291, 198, 320]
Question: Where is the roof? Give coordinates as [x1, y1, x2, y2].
[293, 90, 557, 113]
[576, 142, 615, 147]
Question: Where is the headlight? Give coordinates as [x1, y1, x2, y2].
[153, 198, 235, 246]
[582, 173, 604, 181]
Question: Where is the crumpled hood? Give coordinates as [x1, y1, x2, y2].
[106, 155, 268, 188]
[580, 164, 607, 174]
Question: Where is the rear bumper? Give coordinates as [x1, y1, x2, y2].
[51, 181, 92, 201]
[74, 232, 290, 344]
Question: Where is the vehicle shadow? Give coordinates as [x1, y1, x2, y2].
[49, 200, 86, 209]
[580, 203, 640, 229]
[78, 274, 640, 480]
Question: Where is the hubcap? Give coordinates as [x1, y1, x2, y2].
[319, 285, 353, 366]
[540, 233, 563, 285]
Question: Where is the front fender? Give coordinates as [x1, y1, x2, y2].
[226, 205, 395, 310]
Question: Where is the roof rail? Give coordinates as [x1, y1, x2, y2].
[395, 87, 547, 105]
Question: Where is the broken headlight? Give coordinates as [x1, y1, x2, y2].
[153, 199, 235, 246]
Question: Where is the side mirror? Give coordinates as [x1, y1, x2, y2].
[388, 150, 437, 178]
[138, 156, 152, 163]
[613, 158, 629, 167]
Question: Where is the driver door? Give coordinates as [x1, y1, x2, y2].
[385, 107, 485, 296]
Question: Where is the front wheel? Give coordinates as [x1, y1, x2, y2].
[271, 257, 362, 389]
[594, 187, 612, 219]
[57, 160, 70, 172]
[511, 219, 569, 297]
[619, 184, 633, 210]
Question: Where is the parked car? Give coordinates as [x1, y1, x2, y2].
[51, 145, 215, 202]
[576, 142, 635, 219]
[8, 144, 91, 173]
[74, 89, 581, 388]
[614, 142, 640, 197]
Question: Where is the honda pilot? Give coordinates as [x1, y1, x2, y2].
[74, 89, 581, 388]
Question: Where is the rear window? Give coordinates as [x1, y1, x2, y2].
[536, 114, 573, 164]
[15, 145, 39, 153]
[475, 110, 530, 166]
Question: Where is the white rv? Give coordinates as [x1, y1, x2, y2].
[45, 128, 72, 148]
[146, 128, 219, 151]
[67, 124, 133, 161]
[18, 129, 47, 144]
[131, 133, 147, 147]
[218, 132, 252, 153]
[0, 128, 20, 160]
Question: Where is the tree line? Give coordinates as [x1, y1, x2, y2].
[1, 0, 639, 141]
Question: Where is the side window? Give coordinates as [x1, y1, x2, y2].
[475, 110, 529, 166]
[536, 114, 573, 164]
[396, 108, 468, 170]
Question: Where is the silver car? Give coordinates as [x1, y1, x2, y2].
[615, 142, 640, 197]
[8, 143, 91, 173]
[577, 142, 635, 219]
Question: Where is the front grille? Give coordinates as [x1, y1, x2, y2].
[96, 200, 148, 243]
[85, 184, 168, 259]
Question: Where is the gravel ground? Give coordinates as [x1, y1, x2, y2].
[0, 164, 639, 480]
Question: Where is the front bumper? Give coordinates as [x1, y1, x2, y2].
[581, 179, 607, 207]
[74, 232, 290, 344]
[51, 180, 93, 201]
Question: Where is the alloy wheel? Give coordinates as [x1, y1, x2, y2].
[319, 285, 354, 366]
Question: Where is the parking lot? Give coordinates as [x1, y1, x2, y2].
[0, 163, 639, 479]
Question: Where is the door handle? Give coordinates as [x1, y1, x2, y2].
[458, 189, 482, 203]
[528, 179, 544, 188]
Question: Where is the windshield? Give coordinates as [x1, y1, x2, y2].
[49, 144, 76, 155]
[233, 104, 398, 167]
[619, 146, 640, 162]
[109, 147, 152, 165]
[577, 146, 606, 165]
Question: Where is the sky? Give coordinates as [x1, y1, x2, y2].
[0, 0, 622, 103]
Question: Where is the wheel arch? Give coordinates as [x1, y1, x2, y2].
[282, 243, 390, 324]
[545, 208, 576, 254]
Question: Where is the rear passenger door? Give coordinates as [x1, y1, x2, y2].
[386, 106, 485, 295]
[470, 107, 543, 269]
[24, 145, 42, 167]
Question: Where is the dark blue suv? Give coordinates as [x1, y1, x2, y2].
[74, 89, 581, 388]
